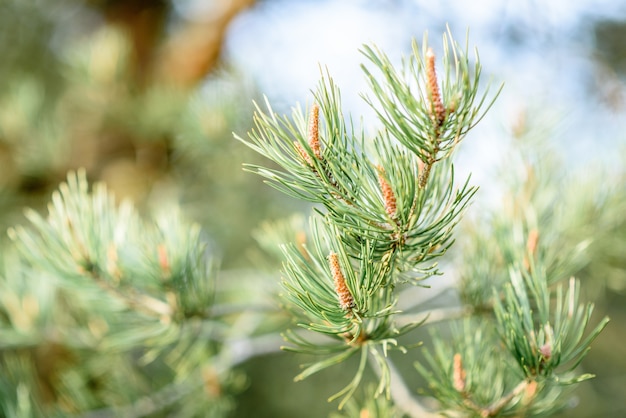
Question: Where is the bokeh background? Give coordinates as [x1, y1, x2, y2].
[1, 0, 625, 417]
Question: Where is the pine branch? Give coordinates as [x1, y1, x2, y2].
[369, 351, 439, 418]
[238, 29, 498, 409]
[75, 334, 284, 418]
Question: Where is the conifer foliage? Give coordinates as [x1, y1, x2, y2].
[239, 29, 608, 415]
[0, 26, 613, 417]
[0, 171, 237, 417]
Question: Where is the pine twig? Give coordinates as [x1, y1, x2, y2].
[481, 379, 529, 417]
[74, 333, 284, 418]
[368, 352, 438, 418]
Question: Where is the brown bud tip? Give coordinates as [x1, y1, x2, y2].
[107, 243, 121, 280]
[376, 165, 397, 219]
[453, 353, 466, 392]
[308, 103, 321, 159]
[526, 228, 539, 256]
[523, 380, 538, 404]
[157, 244, 170, 275]
[425, 48, 446, 126]
[328, 252, 355, 310]
[539, 343, 551, 360]
[523, 228, 540, 271]
[202, 366, 222, 397]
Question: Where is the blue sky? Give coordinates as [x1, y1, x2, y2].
[218, 0, 626, 194]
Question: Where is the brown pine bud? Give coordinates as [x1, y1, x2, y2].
[523, 380, 538, 404]
[539, 343, 552, 360]
[425, 48, 446, 127]
[540, 324, 553, 360]
[308, 103, 321, 159]
[294, 103, 322, 166]
[453, 353, 466, 392]
[107, 243, 122, 281]
[328, 252, 355, 310]
[202, 366, 222, 397]
[376, 165, 397, 219]
[157, 244, 170, 276]
[527, 228, 539, 255]
[523, 228, 539, 271]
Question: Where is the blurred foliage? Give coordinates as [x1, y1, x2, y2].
[0, 171, 244, 417]
[454, 109, 626, 418]
[0, 0, 293, 416]
[0, 0, 296, 268]
[0, 1, 625, 417]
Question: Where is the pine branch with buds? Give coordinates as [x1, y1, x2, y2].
[237, 29, 502, 409]
[238, 28, 609, 416]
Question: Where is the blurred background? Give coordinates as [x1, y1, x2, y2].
[0, 0, 625, 417]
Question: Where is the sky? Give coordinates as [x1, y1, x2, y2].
[217, 0, 626, 198]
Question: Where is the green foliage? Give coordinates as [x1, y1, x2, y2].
[238, 28, 613, 417]
[360, 30, 498, 164]
[494, 270, 608, 383]
[0, 11, 619, 416]
[416, 319, 570, 417]
[238, 30, 503, 408]
[0, 171, 243, 417]
[414, 118, 614, 417]
[330, 385, 403, 418]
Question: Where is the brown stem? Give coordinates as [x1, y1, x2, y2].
[418, 149, 438, 189]
[482, 379, 530, 417]
[86, 264, 173, 320]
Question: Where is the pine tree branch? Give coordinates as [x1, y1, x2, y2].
[87, 268, 173, 319]
[74, 333, 284, 418]
[368, 352, 438, 418]
[482, 378, 529, 417]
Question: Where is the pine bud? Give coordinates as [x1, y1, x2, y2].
[523, 228, 539, 271]
[157, 244, 170, 276]
[526, 228, 539, 256]
[107, 243, 121, 281]
[453, 353, 466, 392]
[523, 380, 538, 404]
[294, 103, 322, 166]
[328, 252, 355, 310]
[539, 343, 552, 360]
[426, 48, 446, 127]
[308, 103, 322, 159]
[376, 165, 397, 219]
[202, 366, 222, 397]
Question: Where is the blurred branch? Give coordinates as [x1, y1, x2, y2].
[75, 333, 284, 418]
[91, 0, 255, 87]
[154, 0, 256, 88]
[368, 353, 438, 418]
[96, 0, 169, 84]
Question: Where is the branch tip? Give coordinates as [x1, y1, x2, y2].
[376, 165, 397, 219]
[308, 103, 321, 159]
[425, 48, 446, 127]
[328, 252, 355, 311]
[453, 353, 466, 392]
